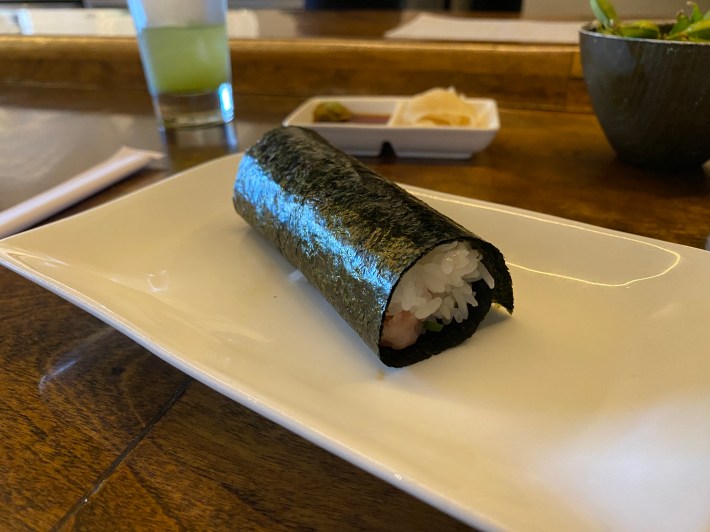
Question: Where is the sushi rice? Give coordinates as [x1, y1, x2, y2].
[380, 241, 495, 350]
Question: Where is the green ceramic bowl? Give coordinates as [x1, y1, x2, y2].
[579, 24, 710, 170]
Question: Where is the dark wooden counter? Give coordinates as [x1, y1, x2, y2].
[0, 9, 588, 113]
[1, 22, 709, 531]
[1, 35, 587, 111]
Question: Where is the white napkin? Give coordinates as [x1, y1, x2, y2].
[385, 14, 582, 44]
[0, 146, 163, 239]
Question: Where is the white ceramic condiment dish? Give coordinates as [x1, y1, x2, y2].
[283, 95, 499, 159]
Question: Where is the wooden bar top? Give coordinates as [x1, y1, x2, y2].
[1, 13, 710, 530]
[0, 9, 589, 112]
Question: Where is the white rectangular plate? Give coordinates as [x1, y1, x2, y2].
[283, 96, 499, 159]
[2, 154, 710, 531]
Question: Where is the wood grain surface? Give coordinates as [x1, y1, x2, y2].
[0, 9, 587, 112]
[0, 273, 191, 530]
[1, 32, 709, 529]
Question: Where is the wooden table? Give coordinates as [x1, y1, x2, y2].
[1, 12, 710, 531]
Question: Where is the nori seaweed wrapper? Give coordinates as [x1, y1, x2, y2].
[233, 126, 513, 367]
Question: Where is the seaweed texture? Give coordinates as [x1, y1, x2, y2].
[233, 126, 513, 367]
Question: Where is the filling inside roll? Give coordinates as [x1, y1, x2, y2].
[380, 241, 495, 350]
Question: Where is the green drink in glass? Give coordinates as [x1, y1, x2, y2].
[139, 24, 230, 94]
[129, 0, 234, 129]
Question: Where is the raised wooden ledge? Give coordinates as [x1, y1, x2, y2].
[0, 35, 590, 112]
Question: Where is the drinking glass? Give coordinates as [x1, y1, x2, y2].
[128, 0, 234, 129]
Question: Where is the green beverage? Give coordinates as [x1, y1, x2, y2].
[138, 24, 230, 95]
[136, 23, 234, 128]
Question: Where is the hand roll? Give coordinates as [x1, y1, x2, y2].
[233, 126, 513, 367]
